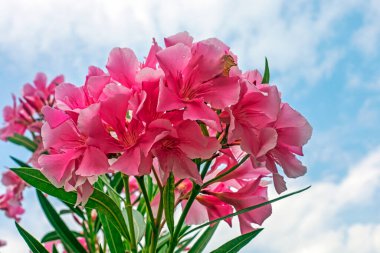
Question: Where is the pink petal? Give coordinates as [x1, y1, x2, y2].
[275, 103, 312, 147]
[202, 76, 240, 109]
[271, 148, 307, 178]
[106, 47, 139, 89]
[156, 43, 191, 80]
[164, 31, 194, 47]
[177, 120, 220, 159]
[184, 100, 221, 132]
[33, 72, 47, 90]
[144, 38, 162, 69]
[41, 120, 81, 150]
[42, 106, 70, 129]
[76, 147, 110, 176]
[55, 83, 88, 110]
[39, 150, 80, 187]
[183, 199, 208, 225]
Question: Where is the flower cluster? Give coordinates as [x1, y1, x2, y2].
[33, 32, 311, 233]
[0, 32, 312, 251]
[0, 170, 26, 221]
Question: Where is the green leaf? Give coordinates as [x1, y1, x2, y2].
[15, 222, 49, 253]
[183, 186, 310, 237]
[41, 230, 84, 243]
[122, 209, 146, 243]
[163, 173, 175, 234]
[12, 168, 130, 241]
[99, 175, 123, 204]
[52, 245, 59, 253]
[175, 231, 201, 253]
[99, 212, 125, 253]
[188, 224, 219, 253]
[7, 134, 37, 152]
[36, 190, 87, 253]
[10, 156, 31, 167]
[262, 57, 270, 84]
[60, 200, 85, 219]
[210, 228, 263, 253]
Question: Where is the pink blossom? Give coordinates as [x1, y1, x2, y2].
[263, 103, 313, 193]
[39, 104, 120, 205]
[0, 170, 26, 221]
[227, 83, 281, 158]
[0, 95, 28, 140]
[156, 34, 240, 131]
[152, 120, 220, 184]
[0, 239, 6, 247]
[100, 90, 169, 176]
[22, 72, 64, 111]
[211, 178, 272, 234]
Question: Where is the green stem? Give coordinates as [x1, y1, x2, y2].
[123, 175, 138, 253]
[200, 159, 212, 180]
[202, 154, 250, 188]
[168, 183, 201, 253]
[150, 192, 164, 253]
[136, 177, 156, 233]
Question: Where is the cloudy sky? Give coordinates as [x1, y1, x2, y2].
[0, 0, 379, 252]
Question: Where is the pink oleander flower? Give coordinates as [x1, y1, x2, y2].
[156, 32, 240, 131]
[0, 95, 28, 140]
[226, 79, 281, 159]
[184, 147, 272, 233]
[261, 102, 313, 193]
[0, 170, 26, 221]
[151, 120, 220, 184]
[0, 239, 6, 247]
[38, 104, 121, 205]
[45, 237, 87, 253]
[22, 72, 64, 112]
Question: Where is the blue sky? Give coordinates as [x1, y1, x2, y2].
[0, 0, 379, 252]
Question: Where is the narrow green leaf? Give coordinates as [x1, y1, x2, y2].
[110, 172, 123, 193]
[210, 228, 263, 253]
[15, 222, 49, 253]
[99, 212, 124, 253]
[52, 245, 59, 253]
[99, 175, 124, 204]
[41, 231, 84, 243]
[163, 173, 175, 234]
[175, 231, 201, 253]
[10, 156, 31, 167]
[188, 224, 219, 253]
[12, 168, 130, 241]
[122, 209, 146, 243]
[183, 186, 310, 237]
[36, 190, 87, 253]
[262, 57, 270, 84]
[7, 134, 37, 152]
[60, 200, 85, 219]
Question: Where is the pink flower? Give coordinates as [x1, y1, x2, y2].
[45, 237, 87, 253]
[156, 33, 240, 131]
[227, 83, 281, 158]
[39, 104, 120, 205]
[0, 239, 6, 247]
[152, 120, 220, 184]
[100, 89, 169, 176]
[263, 103, 312, 193]
[0, 188, 25, 221]
[22, 72, 64, 111]
[0, 170, 26, 221]
[0, 95, 28, 140]
[210, 178, 271, 234]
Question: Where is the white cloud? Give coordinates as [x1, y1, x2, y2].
[206, 147, 380, 253]
[0, 0, 361, 89]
